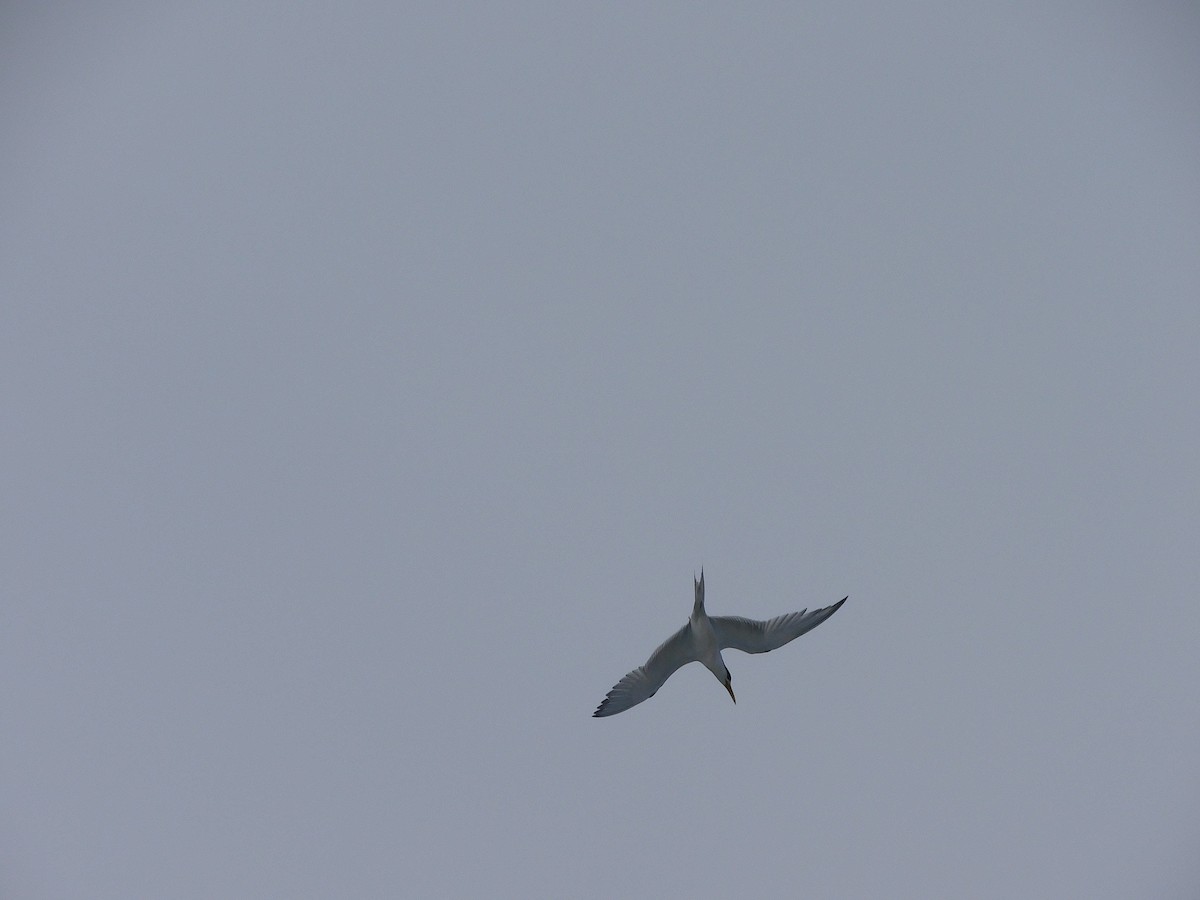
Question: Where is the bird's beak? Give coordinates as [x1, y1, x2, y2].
[725, 681, 736, 704]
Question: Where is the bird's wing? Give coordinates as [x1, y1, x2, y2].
[711, 596, 846, 654]
[593, 622, 698, 717]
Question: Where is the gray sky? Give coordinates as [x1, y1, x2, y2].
[3, 3, 1199, 897]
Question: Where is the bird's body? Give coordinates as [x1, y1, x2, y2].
[593, 570, 846, 717]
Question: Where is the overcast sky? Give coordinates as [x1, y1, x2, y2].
[3, 3, 1199, 898]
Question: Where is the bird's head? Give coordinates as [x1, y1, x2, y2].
[703, 653, 736, 704]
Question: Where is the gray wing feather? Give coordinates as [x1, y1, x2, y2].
[593, 623, 698, 717]
[712, 597, 846, 654]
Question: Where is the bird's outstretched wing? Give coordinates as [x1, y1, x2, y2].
[711, 596, 846, 654]
[593, 623, 698, 717]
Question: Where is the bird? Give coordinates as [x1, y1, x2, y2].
[593, 570, 846, 717]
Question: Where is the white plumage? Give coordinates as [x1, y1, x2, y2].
[593, 570, 846, 717]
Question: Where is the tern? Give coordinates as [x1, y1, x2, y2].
[593, 570, 846, 717]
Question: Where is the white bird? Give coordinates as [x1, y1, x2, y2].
[593, 570, 846, 717]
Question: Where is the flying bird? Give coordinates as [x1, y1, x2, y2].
[593, 570, 846, 717]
